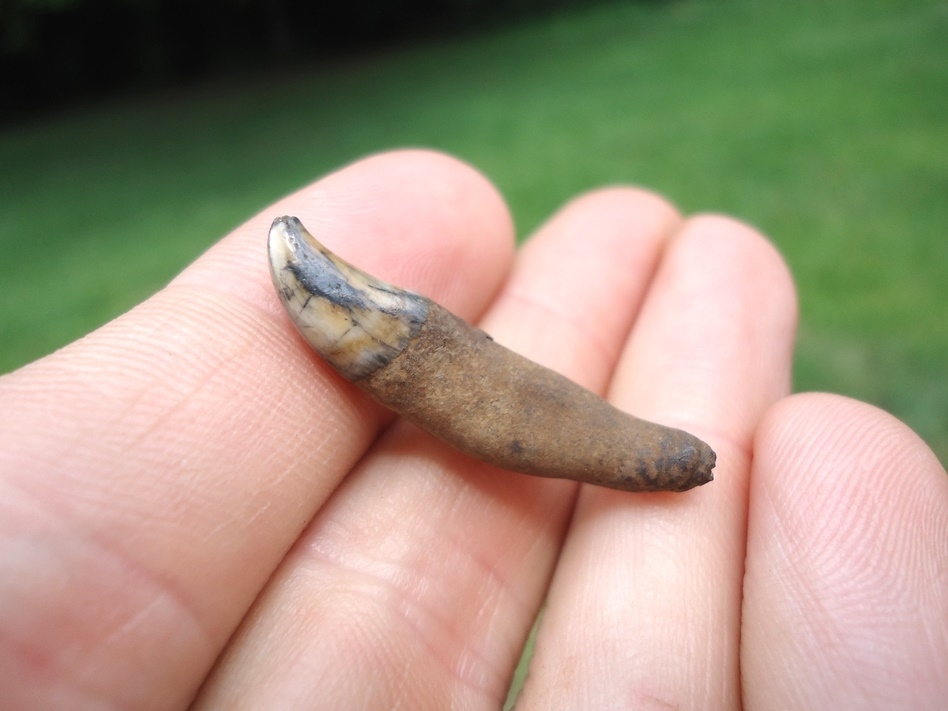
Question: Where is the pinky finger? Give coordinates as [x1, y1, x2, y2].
[742, 393, 948, 710]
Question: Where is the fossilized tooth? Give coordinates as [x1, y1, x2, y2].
[268, 215, 716, 493]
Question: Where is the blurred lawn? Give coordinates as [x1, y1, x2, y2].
[1, 0, 946, 467]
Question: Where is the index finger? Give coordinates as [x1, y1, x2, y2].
[0, 150, 514, 708]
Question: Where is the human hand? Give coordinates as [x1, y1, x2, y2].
[1, 151, 945, 709]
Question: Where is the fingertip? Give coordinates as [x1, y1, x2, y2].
[365, 149, 516, 314]
[754, 392, 946, 502]
[517, 184, 682, 285]
[745, 392, 948, 707]
[300, 148, 516, 310]
[614, 211, 798, 451]
[176, 148, 516, 321]
[750, 391, 948, 575]
[674, 213, 799, 329]
[494, 185, 682, 378]
[552, 185, 681, 231]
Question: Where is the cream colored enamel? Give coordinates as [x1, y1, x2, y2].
[267, 216, 429, 380]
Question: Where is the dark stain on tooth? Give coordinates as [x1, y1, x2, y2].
[288, 258, 370, 314]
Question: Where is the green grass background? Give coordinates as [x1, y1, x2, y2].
[2, 0, 946, 477]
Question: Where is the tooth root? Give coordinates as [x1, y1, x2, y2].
[267, 215, 716, 493]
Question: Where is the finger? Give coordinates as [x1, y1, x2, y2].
[743, 393, 948, 709]
[194, 189, 681, 708]
[0, 150, 513, 709]
[518, 217, 798, 709]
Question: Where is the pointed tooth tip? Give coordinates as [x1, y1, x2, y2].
[268, 215, 317, 270]
[267, 220, 293, 269]
[269, 216, 324, 257]
[269, 215, 297, 244]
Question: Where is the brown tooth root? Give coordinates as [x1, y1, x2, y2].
[267, 215, 715, 493]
